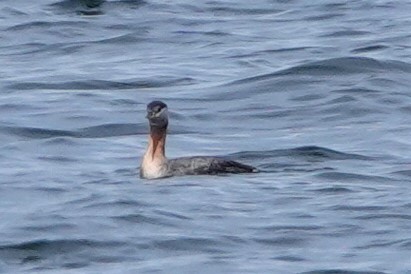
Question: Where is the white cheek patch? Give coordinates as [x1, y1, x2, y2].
[157, 108, 168, 119]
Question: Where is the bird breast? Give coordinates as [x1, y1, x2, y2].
[140, 154, 168, 179]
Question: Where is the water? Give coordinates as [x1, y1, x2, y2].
[1, 0, 411, 273]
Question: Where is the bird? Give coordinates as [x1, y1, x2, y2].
[140, 101, 258, 179]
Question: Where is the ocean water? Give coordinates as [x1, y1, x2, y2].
[1, 0, 411, 273]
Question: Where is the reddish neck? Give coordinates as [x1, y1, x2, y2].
[148, 126, 167, 160]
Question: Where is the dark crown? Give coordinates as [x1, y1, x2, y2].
[147, 101, 167, 112]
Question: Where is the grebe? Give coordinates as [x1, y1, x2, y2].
[140, 101, 258, 179]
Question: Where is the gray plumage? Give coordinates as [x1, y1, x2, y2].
[166, 156, 258, 177]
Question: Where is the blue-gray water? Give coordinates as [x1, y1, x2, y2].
[1, 0, 411, 273]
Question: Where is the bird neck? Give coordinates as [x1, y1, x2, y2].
[147, 126, 167, 160]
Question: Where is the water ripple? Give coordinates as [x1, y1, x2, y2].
[228, 57, 411, 86]
[0, 239, 124, 263]
[230, 146, 369, 161]
[151, 237, 222, 252]
[300, 270, 387, 274]
[7, 78, 195, 91]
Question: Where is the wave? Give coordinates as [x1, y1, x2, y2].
[311, 186, 354, 194]
[229, 146, 370, 161]
[7, 78, 194, 91]
[351, 45, 389, 53]
[0, 238, 123, 253]
[48, 0, 146, 15]
[151, 237, 222, 252]
[0, 238, 125, 266]
[315, 171, 392, 182]
[0, 123, 143, 139]
[300, 270, 387, 274]
[227, 57, 411, 86]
